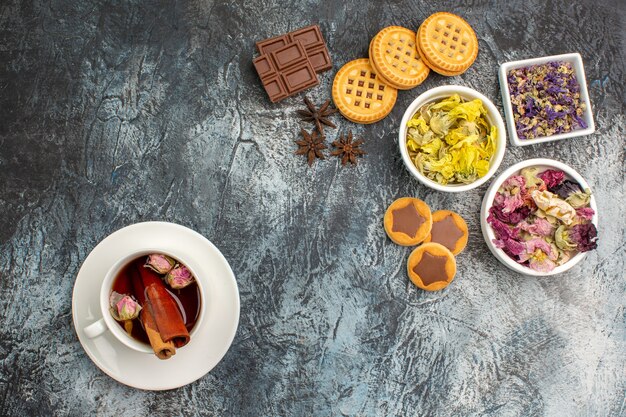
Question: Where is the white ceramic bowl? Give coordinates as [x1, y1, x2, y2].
[480, 158, 598, 276]
[498, 53, 595, 147]
[399, 85, 507, 193]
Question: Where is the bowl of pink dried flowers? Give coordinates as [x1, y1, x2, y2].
[481, 158, 598, 276]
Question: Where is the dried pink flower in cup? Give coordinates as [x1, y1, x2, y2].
[109, 292, 142, 321]
[109, 291, 142, 335]
[166, 264, 195, 289]
[145, 254, 176, 274]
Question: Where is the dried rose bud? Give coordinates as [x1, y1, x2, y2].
[109, 291, 142, 321]
[145, 254, 176, 274]
[165, 264, 195, 289]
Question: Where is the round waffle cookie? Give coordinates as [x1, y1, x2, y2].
[332, 58, 398, 124]
[417, 12, 478, 75]
[369, 26, 430, 90]
[415, 28, 465, 76]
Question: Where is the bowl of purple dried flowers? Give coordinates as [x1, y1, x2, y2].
[499, 53, 595, 146]
[481, 158, 598, 276]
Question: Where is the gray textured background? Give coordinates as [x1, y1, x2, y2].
[1, 0, 625, 416]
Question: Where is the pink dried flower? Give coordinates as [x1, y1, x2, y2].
[166, 264, 195, 289]
[538, 169, 565, 189]
[500, 175, 526, 194]
[487, 213, 525, 257]
[518, 239, 558, 272]
[493, 237, 526, 257]
[519, 217, 554, 237]
[575, 207, 595, 221]
[488, 168, 598, 273]
[109, 291, 141, 321]
[145, 254, 176, 274]
[501, 193, 524, 213]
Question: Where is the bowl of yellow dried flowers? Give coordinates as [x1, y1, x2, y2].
[399, 85, 506, 192]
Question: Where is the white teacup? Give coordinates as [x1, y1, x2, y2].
[83, 249, 205, 353]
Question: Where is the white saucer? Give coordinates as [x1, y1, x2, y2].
[72, 222, 240, 390]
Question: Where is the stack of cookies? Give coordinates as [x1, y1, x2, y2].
[332, 12, 478, 125]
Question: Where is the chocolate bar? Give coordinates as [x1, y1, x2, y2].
[254, 25, 332, 102]
[253, 41, 319, 103]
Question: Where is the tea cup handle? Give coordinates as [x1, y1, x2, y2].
[84, 318, 107, 339]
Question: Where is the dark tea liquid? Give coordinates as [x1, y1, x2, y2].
[111, 257, 202, 345]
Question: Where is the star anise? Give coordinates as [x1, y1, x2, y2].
[295, 128, 327, 166]
[297, 97, 337, 134]
[331, 131, 366, 166]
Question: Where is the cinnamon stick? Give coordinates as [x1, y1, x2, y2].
[138, 264, 191, 348]
[141, 301, 176, 360]
[130, 262, 176, 359]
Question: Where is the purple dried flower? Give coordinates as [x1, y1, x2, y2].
[487, 212, 514, 240]
[487, 212, 525, 258]
[568, 223, 598, 252]
[574, 114, 588, 129]
[507, 61, 586, 140]
[493, 237, 527, 258]
[490, 203, 531, 224]
[550, 179, 582, 199]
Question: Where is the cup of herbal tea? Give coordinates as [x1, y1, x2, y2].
[83, 249, 205, 360]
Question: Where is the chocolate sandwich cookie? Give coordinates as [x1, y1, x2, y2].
[384, 197, 432, 246]
[407, 242, 456, 291]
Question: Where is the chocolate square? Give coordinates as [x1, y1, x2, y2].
[271, 41, 307, 71]
[256, 34, 290, 55]
[262, 76, 288, 103]
[252, 55, 277, 80]
[280, 60, 318, 91]
[289, 25, 324, 49]
[305, 45, 332, 72]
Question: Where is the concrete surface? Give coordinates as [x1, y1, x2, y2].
[0, 0, 624, 415]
